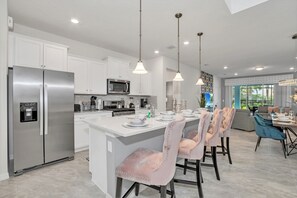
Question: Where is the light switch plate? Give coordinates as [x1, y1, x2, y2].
[107, 141, 112, 152]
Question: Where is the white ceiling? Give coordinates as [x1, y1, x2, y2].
[8, 0, 297, 78]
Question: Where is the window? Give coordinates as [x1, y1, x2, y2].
[232, 84, 274, 109]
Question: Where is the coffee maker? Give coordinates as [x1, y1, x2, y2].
[90, 96, 97, 110]
[140, 98, 148, 108]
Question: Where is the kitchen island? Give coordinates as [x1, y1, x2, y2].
[85, 114, 200, 198]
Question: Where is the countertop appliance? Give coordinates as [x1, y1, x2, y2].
[140, 98, 148, 108]
[103, 100, 135, 116]
[8, 66, 74, 175]
[107, 79, 130, 95]
[129, 103, 135, 108]
[90, 96, 97, 110]
[74, 104, 81, 112]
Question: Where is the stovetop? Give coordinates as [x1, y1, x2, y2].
[103, 108, 135, 112]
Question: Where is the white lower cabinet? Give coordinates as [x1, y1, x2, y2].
[74, 112, 112, 153]
[74, 120, 89, 152]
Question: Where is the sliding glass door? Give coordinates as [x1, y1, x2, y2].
[233, 84, 274, 109]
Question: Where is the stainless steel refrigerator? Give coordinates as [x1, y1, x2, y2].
[8, 66, 74, 175]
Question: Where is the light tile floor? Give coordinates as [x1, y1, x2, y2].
[0, 129, 296, 198]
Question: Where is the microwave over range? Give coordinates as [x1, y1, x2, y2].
[107, 79, 130, 95]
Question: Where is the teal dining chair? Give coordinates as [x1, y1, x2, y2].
[254, 114, 286, 158]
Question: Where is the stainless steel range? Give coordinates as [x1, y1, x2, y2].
[103, 100, 135, 117]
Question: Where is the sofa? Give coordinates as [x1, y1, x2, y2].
[231, 109, 255, 132]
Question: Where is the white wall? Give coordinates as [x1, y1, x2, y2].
[165, 69, 176, 82]
[163, 56, 201, 109]
[213, 76, 222, 108]
[144, 57, 166, 111]
[13, 24, 139, 67]
[0, 0, 9, 181]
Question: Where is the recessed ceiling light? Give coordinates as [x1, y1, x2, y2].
[224, 66, 228, 70]
[183, 41, 190, 45]
[234, 73, 238, 76]
[154, 50, 159, 54]
[255, 66, 264, 71]
[71, 18, 79, 24]
[295, 57, 297, 59]
[290, 67, 294, 70]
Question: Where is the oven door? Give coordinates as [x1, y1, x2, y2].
[107, 79, 130, 94]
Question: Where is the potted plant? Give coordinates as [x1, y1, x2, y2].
[197, 93, 206, 108]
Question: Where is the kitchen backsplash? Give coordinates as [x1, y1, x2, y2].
[75, 94, 153, 109]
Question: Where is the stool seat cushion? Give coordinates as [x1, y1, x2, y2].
[178, 138, 197, 158]
[116, 148, 163, 185]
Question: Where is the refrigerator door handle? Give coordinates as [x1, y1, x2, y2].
[44, 84, 48, 135]
[40, 84, 44, 136]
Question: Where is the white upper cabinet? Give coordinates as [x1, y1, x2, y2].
[68, 56, 89, 94]
[129, 71, 152, 96]
[106, 56, 130, 80]
[129, 72, 141, 95]
[43, 44, 68, 71]
[13, 36, 43, 68]
[68, 56, 107, 95]
[141, 73, 152, 96]
[88, 60, 107, 95]
[9, 33, 68, 71]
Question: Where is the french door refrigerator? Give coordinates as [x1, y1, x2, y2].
[8, 66, 74, 175]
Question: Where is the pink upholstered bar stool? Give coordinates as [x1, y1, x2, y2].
[175, 111, 211, 198]
[218, 107, 236, 164]
[202, 109, 223, 180]
[115, 117, 186, 198]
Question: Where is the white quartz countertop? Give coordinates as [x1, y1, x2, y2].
[85, 114, 200, 137]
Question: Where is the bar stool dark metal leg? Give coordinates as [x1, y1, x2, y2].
[211, 146, 220, 181]
[196, 160, 204, 198]
[116, 177, 123, 198]
[160, 185, 167, 198]
[226, 137, 232, 164]
[221, 137, 225, 155]
[183, 159, 188, 175]
[170, 179, 176, 198]
[202, 146, 206, 162]
[135, 182, 140, 196]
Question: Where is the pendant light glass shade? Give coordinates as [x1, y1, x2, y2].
[133, 0, 147, 74]
[196, 32, 204, 86]
[173, 72, 184, 81]
[173, 13, 184, 81]
[133, 61, 147, 74]
[196, 78, 204, 85]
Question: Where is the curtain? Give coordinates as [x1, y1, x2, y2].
[274, 84, 291, 107]
[224, 86, 233, 108]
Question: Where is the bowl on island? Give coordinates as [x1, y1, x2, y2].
[130, 118, 145, 125]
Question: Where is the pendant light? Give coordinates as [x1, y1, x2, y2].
[196, 32, 204, 85]
[173, 13, 184, 81]
[133, 0, 148, 74]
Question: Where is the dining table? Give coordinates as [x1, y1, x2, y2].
[272, 116, 297, 156]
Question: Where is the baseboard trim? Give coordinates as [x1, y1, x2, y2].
[75, 146, 89, 153]
[0, 172, 9, 181]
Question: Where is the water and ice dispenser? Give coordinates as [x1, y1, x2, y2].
[20, 102, 38, 122]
